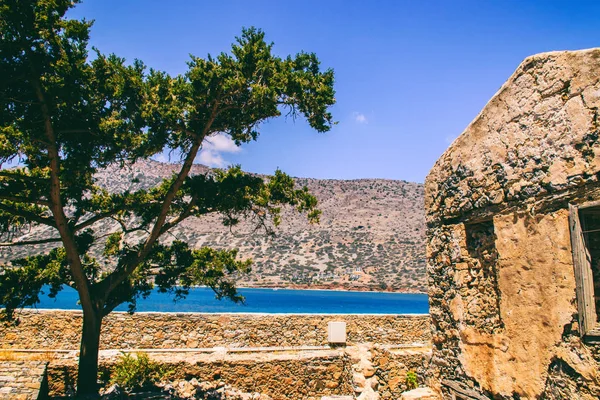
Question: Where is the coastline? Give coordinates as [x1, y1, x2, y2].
[235, 284, 428, 295]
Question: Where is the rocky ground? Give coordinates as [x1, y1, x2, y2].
[99, 379, 272, 399]
[0, 159, 427, 292]
[0, 344, 432, 399]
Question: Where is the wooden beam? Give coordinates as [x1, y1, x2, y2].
[569, 204, 598, 335]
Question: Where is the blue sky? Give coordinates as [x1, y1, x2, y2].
[68, 1, 600, 183]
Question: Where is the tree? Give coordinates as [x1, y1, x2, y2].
[0, 0, 335, 396]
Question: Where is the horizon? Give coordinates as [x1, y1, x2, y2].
[142, 158, 420, 184]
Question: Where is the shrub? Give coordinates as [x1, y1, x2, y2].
[406, 370, 418, 390]
[110, 352, 172, 390]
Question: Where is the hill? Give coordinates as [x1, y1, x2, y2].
[0, 160, 426, 292]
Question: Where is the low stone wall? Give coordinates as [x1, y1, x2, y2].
[45, 346, 433, 399]
[47, 352, 354, 399]
[1, 310, 431, 350]
[0, 361, 48, 399]
[172, 356, 354, 399]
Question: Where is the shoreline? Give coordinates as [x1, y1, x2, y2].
[19, 308, 430, 316]
[235, 284, 428, 295]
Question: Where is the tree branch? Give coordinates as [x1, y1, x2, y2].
[0, 171, 49, 183]
[0, 194, 50, 206]
[159, 194, 199, 235]
[110, 216, 149, 235]
[0, 203, 56, 227]
[101, 99, 222, 295]
[0, 237, 62, 247]
[73, 210, 123, 232]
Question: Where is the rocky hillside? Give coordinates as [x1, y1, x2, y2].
[1, 159, 427, 292]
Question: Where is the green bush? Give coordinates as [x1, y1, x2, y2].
[110, 352, 172, 390]
[406, 370, 418, 390]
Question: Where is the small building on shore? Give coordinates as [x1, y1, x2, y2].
[425, 48, 600, 399]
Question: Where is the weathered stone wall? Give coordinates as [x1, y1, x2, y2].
[44, 346, 432, 399]
[0, 361, 48, 399]
[426, 48, 600, 399]
[47, 352, 354, 399]
[372, 346, 431, 399]
[0, 310, 430, 350]
[426, 49, 600, 226]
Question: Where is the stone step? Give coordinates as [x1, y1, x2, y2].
[400, 386, 439, 400]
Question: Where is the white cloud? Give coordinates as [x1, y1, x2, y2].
[153, 152, 170, 163]
[353, 112, 368, 124]
[196, 133, 241, 168]
[197, 150, 227, 167]
[203, 133, 241, 153]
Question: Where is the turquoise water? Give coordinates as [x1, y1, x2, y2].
[31, 286, 429, 314]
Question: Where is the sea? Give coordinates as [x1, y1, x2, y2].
[31, 286, 429, 314]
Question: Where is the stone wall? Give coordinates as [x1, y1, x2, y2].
[2, 310, 432, 398]
[0, 361, 48, 399]
[47, 351, 354, 399]
[0, 310, 430, 350]
[426, 49, 600, 227]
[372, 346, 431, 399]
[41, 346, 433, 398]
[425, 48, 600, 399]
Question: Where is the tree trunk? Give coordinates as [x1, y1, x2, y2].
[76, 309, 103, 398]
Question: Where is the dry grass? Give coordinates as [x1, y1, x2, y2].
[0, 350, 17, 360]
[0, 349, 57, 362]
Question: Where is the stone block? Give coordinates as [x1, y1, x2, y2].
[328, 322, 347, 344]
[400, 386, 439, 399]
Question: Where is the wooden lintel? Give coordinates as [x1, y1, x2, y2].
[442, 380, 491, 400]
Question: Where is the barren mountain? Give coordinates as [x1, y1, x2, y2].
[1, 160, 427, 292]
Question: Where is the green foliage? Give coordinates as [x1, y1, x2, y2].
[406, 370, 418, 390]
[0, 0, 334, 393]
[0, 0, 334, 316]
[110, 352, 172, 391]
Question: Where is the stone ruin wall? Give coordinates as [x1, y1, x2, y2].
[0, 361, 48, 399]
[0, 310, 430, 349]
[425, 48, 600, 399]
[45, 346, 431, 399]
[1, 310, 432, 398]
[47, 354, 356, 399]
